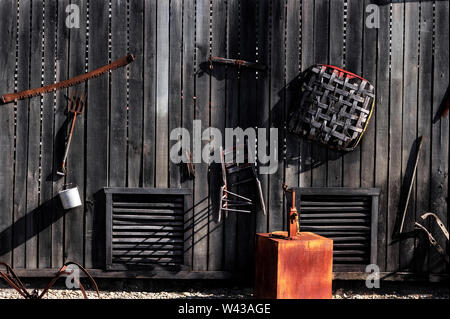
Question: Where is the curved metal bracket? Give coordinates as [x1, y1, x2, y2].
[421, 212, 449, 241]
[414, 222, 449, 264]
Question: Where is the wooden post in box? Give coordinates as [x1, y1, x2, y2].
[254, 185, 333, 299]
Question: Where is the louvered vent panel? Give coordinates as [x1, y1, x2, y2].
[295, 188, 379, 272]
[105, 188, 191, 270]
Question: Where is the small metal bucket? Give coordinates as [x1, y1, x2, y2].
[58, 184, 82, 209]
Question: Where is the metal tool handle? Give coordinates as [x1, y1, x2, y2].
[57, 114, 78, 176]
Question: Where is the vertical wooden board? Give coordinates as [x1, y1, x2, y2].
[39, 0, 57, 268]
[25, 0, 44, 269]
[182, 0, 196, 269]
[65, 0, 87, 263]
[192, 0, 210, 272]
[143, 0, 156, 187]
[299, 0, 313, 188]
[285, 0, 301, 189]
[430, 0, 449, 274]
[255, 0, 270, 233]
[327, 0, 344, 187]
[86, 0, 109, 268]
[223, 0, 239, 271]
[127, 0, 144, 187]
[415, 0, 433, 273]
[0, 0, 17, 265]
[360, 0, 377, 189]
[311, 0, 328, 188]
[374, 3, 390, 271]
[13, 0, 31, 268]
[342, 0, 363, 188]
[386, 2, 404, 272]
[168, 0, 183, 188]
[155, 0, 170, 188]
[208, 0, 226, 271]
[268, 0, 286, 233]
[400, 1, 419, 271]
[110, 0, 128, 187]
[237, 0, 257, 273]
[52, 0, 70, 268]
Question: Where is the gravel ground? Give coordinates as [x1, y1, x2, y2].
[0, 283, 448, 299]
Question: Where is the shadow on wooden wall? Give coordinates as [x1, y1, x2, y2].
[0, 196, 67, 263]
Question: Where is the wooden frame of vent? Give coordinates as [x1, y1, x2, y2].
[293, 187, 380, 272]
[104, 188, 192, 271]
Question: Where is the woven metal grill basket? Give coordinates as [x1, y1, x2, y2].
[288, 64, 375, 151]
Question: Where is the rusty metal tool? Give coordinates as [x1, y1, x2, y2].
[57, 90, 87, 176]
[421, 212, 449, 241]
[284, 184, 299, 238]
[2, 54, 134, 104]
[0, 261, 100, 299]
[414, 222, 449, 264]
[270, 184, 299, 239]
[209, 55, 266, 71]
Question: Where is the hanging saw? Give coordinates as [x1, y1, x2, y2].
[1, 54, 135, 104]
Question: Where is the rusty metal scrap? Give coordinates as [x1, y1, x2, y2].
[414, 223, 449, 264]
[209, 55, 266, 71]
[421, 212, 449, 241]
[280, 183, 299, 239]
[0, 261, 100, 299]
[1, 54, 134, 104]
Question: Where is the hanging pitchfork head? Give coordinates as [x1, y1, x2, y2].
[68, 89, 87, 115]
[56, 89, 87, 176]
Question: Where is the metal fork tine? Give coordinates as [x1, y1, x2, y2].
[68, 89, 76, 112]
[79, 92, 87, 113]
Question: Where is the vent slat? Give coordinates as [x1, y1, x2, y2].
[112, 237, 184, 244]
[333, 250, 367, 255]
[319, 236, 368, 242]
[333, 243, 368, 248]
[113, 257, 182, 264]
[113, 214, 184, 221]
[113, 225, 183, 231]
[310, 231, 369, 236]
[300, 201, 369, 206]
[300, 213, 369, 218]
[113, 202, 184, 208]
[333, 257, 368, 262]
[113, 208, 183, 215]
[301, 218, 369, 224]
[112, 231, 183, 237]
[113, 250, 183, 257]
[301, 225, 370, 230]
[112, 244, 184, 250]
[300, 206, 369, 212]
[113, 220, 184, 226]
[112, 195, 183, 203]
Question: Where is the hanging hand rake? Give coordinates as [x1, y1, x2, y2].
[57, 89, 87, 176]
[0, 261, 100, 299]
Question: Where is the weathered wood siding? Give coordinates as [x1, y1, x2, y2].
[0, 0, 448, 276]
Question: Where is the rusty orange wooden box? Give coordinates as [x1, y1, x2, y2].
[255, 232, 333, 299]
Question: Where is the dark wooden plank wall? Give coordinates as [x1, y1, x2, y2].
[0, 0, 448, 276]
